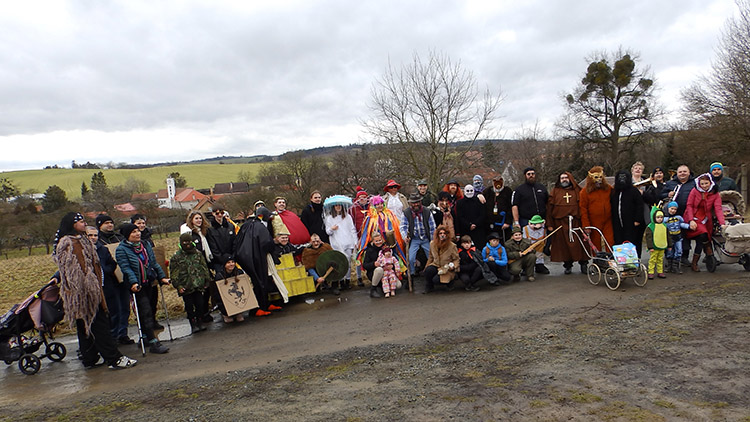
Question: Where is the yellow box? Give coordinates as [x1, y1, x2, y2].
[284, 276, 315, 296]
[278, 253, 295, 268]
[278, 267, 305, 281]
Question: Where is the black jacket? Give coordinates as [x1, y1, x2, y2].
[512, 182, 548, 221]
[207, 218, 236, 271]
[611, 170, 645, 245]
[300, 202, 329, 243]
[98, 230, 123, 245]
[362, 243, 385, 281]
[95, 242, 119, 287]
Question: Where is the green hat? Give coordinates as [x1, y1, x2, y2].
[529, 215, 545, 225]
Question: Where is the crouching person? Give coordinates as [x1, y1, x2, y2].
[505, 227, 536, 282]
[170, 233, 211, 332]
[301, 234, 334, 292]
[116, 223, 170, 354]
[422, 225, 459, 294]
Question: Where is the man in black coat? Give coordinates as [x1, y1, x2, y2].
[456, 184, 486, 247]
[96, 214, 123, 245]
[484, 175, 513, 243]
[361, 232, 387, 298]
[511, 167, 548, 228]
[611, 170, 645, 256]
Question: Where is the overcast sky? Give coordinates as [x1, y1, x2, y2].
[0, 0, 739, 172]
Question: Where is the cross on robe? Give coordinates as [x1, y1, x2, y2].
[563, 192, 572, 204]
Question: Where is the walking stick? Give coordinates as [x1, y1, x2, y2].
[131, 293, 146, 357]
[404, 241, 413, 292]
[158, 283, 173, 342]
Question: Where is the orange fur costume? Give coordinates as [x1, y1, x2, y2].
[579, 166, 614, 250]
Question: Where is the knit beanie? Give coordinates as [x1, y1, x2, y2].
[96, 214, 114, 229]
[120, 223, 139, 240]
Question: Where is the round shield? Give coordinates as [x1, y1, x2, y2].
[315, 250, 350, 281]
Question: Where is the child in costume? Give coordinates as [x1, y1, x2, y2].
[377, 247, 401, 297]
[644, 208, 672, 279]
[504, 227, 536, 282]
[482, 232, 511, 283]
[522, 214, 548, 274]
[664, 201, 690, 274]
[170, 232, 212, 333]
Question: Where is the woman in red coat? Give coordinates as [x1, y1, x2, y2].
[683, 173, 725, 271]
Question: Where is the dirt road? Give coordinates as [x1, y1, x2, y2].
[1, 264, 748, 421]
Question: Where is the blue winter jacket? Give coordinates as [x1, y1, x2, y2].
[482, 243, 508, 266]
[115, 241, 166, 288]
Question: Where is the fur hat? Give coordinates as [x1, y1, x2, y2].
[95, 214, 114, 229]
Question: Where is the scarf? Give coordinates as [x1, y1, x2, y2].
[128, 241, 150, 284]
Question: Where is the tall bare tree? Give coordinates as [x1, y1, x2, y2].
[557, 50, 662, 172]
[681, 0, 750, 167]
[362, 51, 501, 193]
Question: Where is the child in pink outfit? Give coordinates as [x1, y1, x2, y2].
[377, 247, 401, 297]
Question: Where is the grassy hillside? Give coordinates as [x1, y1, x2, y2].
[1, 163, 265, 199]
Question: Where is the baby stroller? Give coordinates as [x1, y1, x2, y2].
[705, 190, 750, 273]
[0, 281, 67, 375]
[572, 226, 648, 290]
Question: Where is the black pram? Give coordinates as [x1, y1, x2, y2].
[0, 281, 67, 375]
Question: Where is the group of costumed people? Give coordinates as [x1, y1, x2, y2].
[47, 161, 738, 370]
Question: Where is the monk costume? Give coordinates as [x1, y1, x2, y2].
[546, 172, 588, 274]
[579, 166, 614, 251]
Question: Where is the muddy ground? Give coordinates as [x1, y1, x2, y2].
[0, 264, 748, 422]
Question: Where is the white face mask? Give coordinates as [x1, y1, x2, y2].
[464, 185, 475, 198]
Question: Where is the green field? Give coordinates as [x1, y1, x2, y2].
[1, 163, 265, 199]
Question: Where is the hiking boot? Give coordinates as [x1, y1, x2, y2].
[580, 262, 588, 274]
[189, 318, 201, 334]
[109, 355, 137, 369]
[357, 277, 364, 287]
[222, 315, 234, 323]
[535, 264, 550, 275]
[234, 314, 245, 322]
[118, 336, 135, 345]
[149, 341, 169, 354]
[563, 266, 572, 275]
[201, 314, 214, 323]
[369, 286, 383, 298]
[513, 274, 521, 283]
[527, 276, 536, 282]
[691, 255, 701, 272]
[331, 281, 341, 296]
[465, 284, 480, 292]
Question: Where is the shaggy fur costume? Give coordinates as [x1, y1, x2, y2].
[54, 235, 105, 335]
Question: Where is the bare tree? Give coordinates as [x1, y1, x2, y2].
[557, 49, 662, 172]
[681, 0, 750, 167]
[362, 51, 502, 192]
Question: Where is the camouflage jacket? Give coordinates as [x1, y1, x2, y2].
[169, 249, 211, 296]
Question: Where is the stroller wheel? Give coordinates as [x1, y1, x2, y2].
[633, 261, 648, 287]
[587, 264, 601, 285]
[18, 354, 41, 375]
[741, 254, 750, 271]
[604, 268, 621, 291]
[46, 342, 67, 362]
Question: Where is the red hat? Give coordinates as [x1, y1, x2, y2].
[383, 179, 401, 192]
[355, 186, 368, 199]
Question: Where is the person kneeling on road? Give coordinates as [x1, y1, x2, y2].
[422, 225, 460, 294]
[504, 227, 536, 282]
